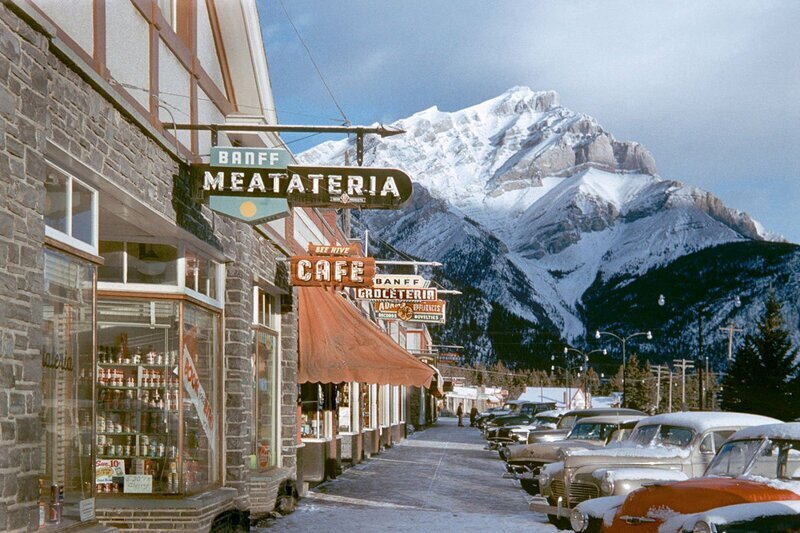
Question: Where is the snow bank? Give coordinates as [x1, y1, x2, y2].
[659, 501, 800, 533]
[592, 468, 688, 483]
[729, 422, 800, 442]
[634, 412, 780, 434]
[541, 461, 564, 477]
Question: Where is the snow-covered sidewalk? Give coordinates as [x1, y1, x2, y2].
[258, 417, 558, 532]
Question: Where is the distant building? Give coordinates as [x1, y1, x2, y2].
[517, 386, 588, 409]
[444, 386, 504, 413]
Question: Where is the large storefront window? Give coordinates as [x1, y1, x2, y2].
[181, 304, 219, 493]
[41, 249, 95, 528]
[95, 298, 219, 496]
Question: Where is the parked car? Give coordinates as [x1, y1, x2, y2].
[531, 412, 781, 528]
[482, 400, 557, 430]
[474, 406, 507, 428]
[506, 409, 567, 443]
[486, 409, 567, 449]
[502, 415, 644, 495]
[498, 408, 645, 455]
[570, 422, 800, 532]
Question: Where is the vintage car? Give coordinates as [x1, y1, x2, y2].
[569, 422, 800, 532]
[506, 409, 566, 443]
[486, 409, 567, 449]
[477, 400, 557, 429]
[530, 412, 781, 528]
[502, 415, 644, 495]
[498, 407, 645, 455]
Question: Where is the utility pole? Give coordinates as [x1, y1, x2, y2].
[668, 369, 673, 413]
[652, 365, 670, 413]
[719, 322, 744, 362]
[673, 359, 694, 411]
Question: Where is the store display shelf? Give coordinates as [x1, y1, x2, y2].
[96, 455, 172, 460]
[98, 385, 139, 390]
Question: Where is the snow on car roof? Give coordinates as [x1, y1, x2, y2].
[536, 409, 570, 418]
[633, 412, 781, 433]
[665, 500, 800, 532]
[729, 422, 800, 442]
[574, 415, 645, 425]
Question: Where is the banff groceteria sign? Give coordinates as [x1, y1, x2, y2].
[197, 164, 413, 209]
[355, 287, 438, 301]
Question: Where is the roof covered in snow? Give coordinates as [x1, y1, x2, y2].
[634, 412, 781, 433]
[729, 422, 800, 442]
[518, 387, 585, 404]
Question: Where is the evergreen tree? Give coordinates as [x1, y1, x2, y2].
[624, 356, 656, 411]
[721, 294, 799, 419]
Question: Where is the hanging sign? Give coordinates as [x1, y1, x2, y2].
[437, 352, 461, 363]
[290, 255, 376, 287]
[355, 287, 438, 301]
[211, 146, 291, 169]
[374, 300, 446, 324]
[307, 243, 359, 256]
[196, 165, 413, 209]
[373, 274, 430, 289]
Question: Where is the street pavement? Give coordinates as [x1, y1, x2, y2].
[259, 416, 559, 532]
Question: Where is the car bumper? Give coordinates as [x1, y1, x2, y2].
[529, 496, 568, 518]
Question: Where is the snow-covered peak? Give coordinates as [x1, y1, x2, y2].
[300, 88, 781, 341]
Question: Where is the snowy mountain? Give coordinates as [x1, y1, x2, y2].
[300, 87, 793, 365]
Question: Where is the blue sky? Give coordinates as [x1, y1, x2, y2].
[259, 0, 800, 242]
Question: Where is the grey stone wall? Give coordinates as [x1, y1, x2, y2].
[0, 5, 48, 531]
[0, 3, 298, 530]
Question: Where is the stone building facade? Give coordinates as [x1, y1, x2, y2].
[0, 1, 299, 531]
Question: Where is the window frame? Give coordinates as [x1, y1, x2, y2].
[252, 286, 281, 469]
[98, 240, 224, 309]
[45, 164, 99, 256]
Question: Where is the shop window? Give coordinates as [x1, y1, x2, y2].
[126, 243, 178, 284]
[253, 330, 278, 469]
[181, 304, 219, 493]
[360, 383, 372, 430]
[185, 248, 219, 299]
[95, 298, 219, 496]
[45, 166, 98, 254]
[300, 383, 322, 438]
[252, 288, 279, 470]
[40, 249, 95, 528]
[338, 383, 352, 433]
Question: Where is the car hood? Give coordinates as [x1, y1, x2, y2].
[528, 429, 570, 443]
[565, 445, 688, 471]
[615, 477, 800, 523]
[508, 439, 605, 462]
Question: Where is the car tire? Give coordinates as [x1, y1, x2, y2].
[519, 478, 539, 496]
[547, 514, 571, 530]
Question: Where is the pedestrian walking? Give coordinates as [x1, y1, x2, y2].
[457, 403, 464, 426]
[469, 406, 479, 427]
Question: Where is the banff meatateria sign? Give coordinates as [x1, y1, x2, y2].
[198, 146, 412, 217]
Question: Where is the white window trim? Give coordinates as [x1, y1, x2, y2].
[45, 165, 99, 256]
[252, 286, 282, 467]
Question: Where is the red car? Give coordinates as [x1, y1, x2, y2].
[570, 422, 800, 533]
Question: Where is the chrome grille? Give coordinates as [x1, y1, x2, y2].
[568, 482, 599, 505]
[550, 479, 565, 499]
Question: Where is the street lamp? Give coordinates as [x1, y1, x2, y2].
[595, 330, 652, 408]
[564, 347, 607, 406]
[657, 293, 741, 409]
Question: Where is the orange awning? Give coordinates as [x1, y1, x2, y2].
[298, 287, 434, 387]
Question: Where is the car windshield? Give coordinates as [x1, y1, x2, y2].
[568, 423, 615, 441]
[557, 415, 577, 429]
[628, 424, 695, 448]
[503, 403, 519, 412]
[706, 439, 764, 477]
[747, 440, 800, 480]
[534, 416, 559, 426]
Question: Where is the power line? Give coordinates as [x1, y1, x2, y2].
[276, 0, 349, 125]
